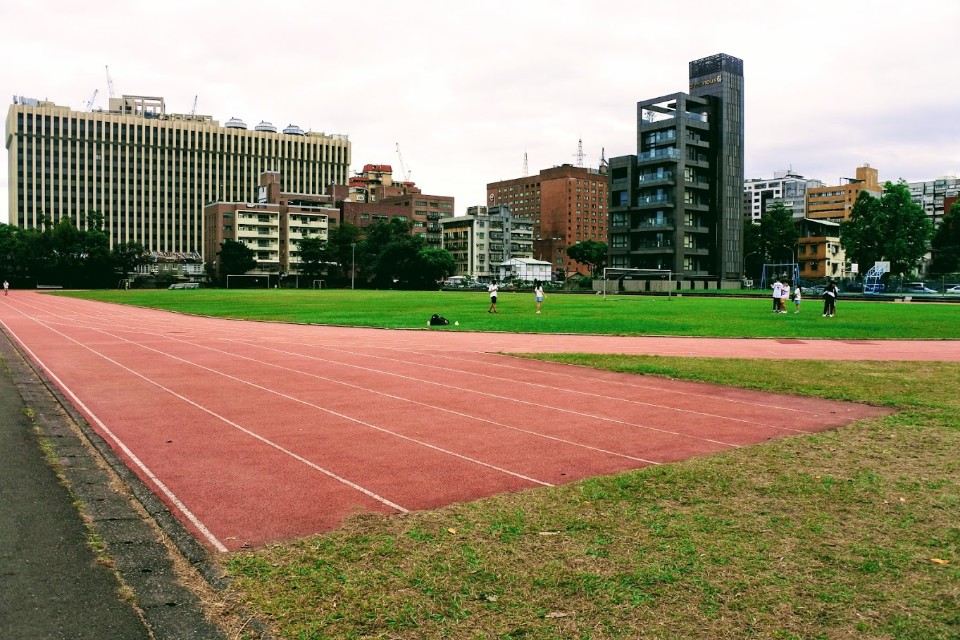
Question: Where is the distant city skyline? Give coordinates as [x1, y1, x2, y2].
[3, 0, 958, 225]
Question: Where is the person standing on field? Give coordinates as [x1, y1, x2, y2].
[487, 281, 499, 313]
[780, 280, 791, 313]
[533, 281, 546, 314]
[822, 281, 838, 317]
[793, 285, 802, 313]
[772, 277, 782, 313]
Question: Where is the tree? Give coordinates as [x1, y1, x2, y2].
[360, 219, 415, 288]
[216, 239, 257, 284]
[295, 235, 329, 282]
[324, 222, 362, 280]
[929, 201, 960, 275]
[756, 201, 800, 265]
[566, 240, 608, 277]
[841, 181, 933, 276]
[405, 246, 455, 289]
[840, 191, 884, 271]
[111, 242, 149, 278]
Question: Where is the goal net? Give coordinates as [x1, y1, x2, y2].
[312, 279, 325, 290]
[760, 263, 799, 290]
[601, 268, 674, 299]
[226, 274, 270, 289]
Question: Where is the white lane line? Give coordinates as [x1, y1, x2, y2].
[0, 317, 230, 553]
[48, 320, 555, 489]
[2, 312, 409, 524]
[159, 335, 659, 465]
[323, 341, 827, 419]
[225, 339, 744, 447]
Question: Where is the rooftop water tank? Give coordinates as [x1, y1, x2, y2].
[225, 117, 247, 129]
[254, 121, 277, 133]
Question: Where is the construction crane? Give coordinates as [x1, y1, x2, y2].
[190, 95, 198, 115]
[395, 143, 412, 182]
[84, 89, 98, 111]
[105, 65, 116, 98]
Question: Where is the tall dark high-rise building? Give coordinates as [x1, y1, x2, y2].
[608, 53, 744, 282]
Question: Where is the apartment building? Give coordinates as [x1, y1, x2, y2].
[440, 205, 533, 280]
[744, 170, 823, 221]
[608, 53, 744, 283]
[796, 218, 846, 281]
[6, 94, 350, 254]
[329, 164, 453, 244]
[487, 164, 607, 278]
[907, 176, 960, 226]
[806, 165, 882, 223]
[204, 171, 338, 277]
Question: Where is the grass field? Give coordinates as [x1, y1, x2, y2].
[55, 289, 960, 638]
[57, 289, 960, 340]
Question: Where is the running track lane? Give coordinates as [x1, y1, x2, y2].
[0, 293, 901, 551]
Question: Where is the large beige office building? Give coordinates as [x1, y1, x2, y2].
[5, 94, 351, 255]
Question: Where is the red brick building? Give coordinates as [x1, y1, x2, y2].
[328, 164, 453, 245]
[487, 164, 608, 277]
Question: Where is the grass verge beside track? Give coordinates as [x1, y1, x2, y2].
[57, 289, 960, 340]
[221, 356, 959, 640]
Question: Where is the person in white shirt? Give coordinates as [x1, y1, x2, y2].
[793, 285, 802, 313]
[779, 280, 791, 313]
[533, 281, 546, 314]
[772, 278, 782, 313]
[487, 282, 499, 313]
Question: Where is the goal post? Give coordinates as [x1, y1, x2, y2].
[759, 263, 800, 290]
[602, 268, 674, 299]
[225, 274, 270, 289]
[311, 279, 325, 290]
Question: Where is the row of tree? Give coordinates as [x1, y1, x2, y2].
[0, 214, 148, 288]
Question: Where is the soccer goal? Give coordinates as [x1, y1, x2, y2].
[311, 279, 325, 290]
[226, 274, 270, 289]
[601, 268, 674, 300]
[759, 263, 799, 290]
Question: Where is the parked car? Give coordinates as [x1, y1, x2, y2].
[904, 283, 937, 294]
[945, 284, 960, 294]
[863, 283, 886, 294]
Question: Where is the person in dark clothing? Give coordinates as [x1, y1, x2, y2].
[822, 281, 839, 317]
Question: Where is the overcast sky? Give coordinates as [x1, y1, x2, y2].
[2, 0, 958, 225]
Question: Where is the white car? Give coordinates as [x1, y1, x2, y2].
[946, 285, 960, 294]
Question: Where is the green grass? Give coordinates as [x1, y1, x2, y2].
[56, 288, 960, 339]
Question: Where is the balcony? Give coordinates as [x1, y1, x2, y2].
[637, 148, 680, 163]
[638, 171, 674, 186]
[635, 194, 674, 208]
[632, 239, 674, 252]
[635, 216, 674, 229]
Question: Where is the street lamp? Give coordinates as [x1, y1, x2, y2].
[351, 242, 356, 290]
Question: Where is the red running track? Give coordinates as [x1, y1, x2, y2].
[0, 293, 911, 552]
